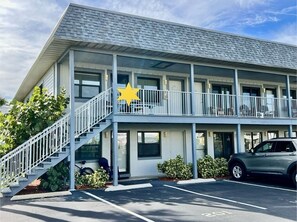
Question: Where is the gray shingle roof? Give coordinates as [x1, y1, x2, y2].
[55, 4, 297, 70]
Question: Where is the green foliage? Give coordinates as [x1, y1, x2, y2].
[39, 161, 69, 192]
[0, 97, 6, 107]
[197, 155, 229, 178]
[75, 171, 88, 186]
[197, 155, 216, 178]
[214, 157, 229, 177]
[75, 168, 109, 188]
[0, 87, 68, 157]
[157, 155, 193, 180]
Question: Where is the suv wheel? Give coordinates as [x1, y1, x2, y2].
[231, 163, 246, 181]
[291, 169, 297, 187]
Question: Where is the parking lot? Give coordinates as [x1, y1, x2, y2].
[1, 179, 296, 222]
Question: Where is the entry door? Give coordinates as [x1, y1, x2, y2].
[213, 132, 234, 159]
[111, 131, 130, 175]
[265, 89, 276, 112]
[169, 80, 183, 115]
[194, 82, 203, 115]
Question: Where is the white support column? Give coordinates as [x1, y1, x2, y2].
[104, 69, 108, 91]
[112, 54, 118, 186]
[191, 123, 198, 179]
[236, 124, 241, 153]
[234, 69, 240, 116]
[112, 122, 118, 186]
[190, 64, 197, 179]
[113, 55, 118, 115]
[190, 64, 196, 115]
[234, 70, 241, 153]
[286, 75, 292, 137]
[69, 50, 75, 191]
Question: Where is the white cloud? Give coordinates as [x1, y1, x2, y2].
[272, 23, 297, 46]
[0, 0, 64, 99]
[0, 0, 295, 99]
[234, 0, 271, 8]
[241, 15, 279, 26]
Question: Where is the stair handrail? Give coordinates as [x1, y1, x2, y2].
[0, 88, 112, 188]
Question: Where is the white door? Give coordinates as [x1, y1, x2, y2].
[265, 89, 275, 114]
[194, 82, 203, 115]
[169, 80, 183, 115]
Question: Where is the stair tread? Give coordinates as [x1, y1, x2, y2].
[18, 177, 28, 182]
[10, 182, 20, 188]
[1, 188, 11, 193]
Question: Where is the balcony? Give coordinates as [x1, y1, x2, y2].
[117, 89, 295, 119]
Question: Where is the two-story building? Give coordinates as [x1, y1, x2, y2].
[1, 3, 296, 196]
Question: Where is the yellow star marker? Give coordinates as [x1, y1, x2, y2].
[117, 83, 140, 106]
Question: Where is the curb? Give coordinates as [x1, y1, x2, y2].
[177, 178, 216, 185]
[11, 191, 72, 201]
[105, 183, 152, 192]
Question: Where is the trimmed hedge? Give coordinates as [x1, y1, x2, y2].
[197, 155, 229, 178]
[157, 155, 193, 180]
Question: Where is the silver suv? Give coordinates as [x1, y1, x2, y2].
[228, 138, 297, 186]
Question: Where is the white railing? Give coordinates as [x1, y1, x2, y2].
[292, 99, 297, 118]
[117, 89, 296, 119]
[118, 89, 191, 116]
[0, 88, 112, 188]
[238, 95, 289, 118]
[195, 93, 236, 116]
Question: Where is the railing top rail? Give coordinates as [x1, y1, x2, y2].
[0, 87, 112, 163]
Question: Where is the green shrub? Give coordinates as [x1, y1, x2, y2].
[0, 87, 68, 157]
[197, 155, 216, 178]
[75, 168, 109, 188]
[157, 155, 193, 180]
[75, 171, 88, 186]
[39, 161, 69, 192]
[197, 155, 229, 178]
[214, 157, 229, 177]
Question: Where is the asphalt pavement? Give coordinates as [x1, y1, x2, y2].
[0, 178, 296, 222]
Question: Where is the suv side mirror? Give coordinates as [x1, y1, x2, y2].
[250, 148, 255, 154]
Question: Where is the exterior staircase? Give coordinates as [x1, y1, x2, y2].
[0, 88, 112, 197]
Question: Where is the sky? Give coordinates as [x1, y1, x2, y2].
[0, 0, 296, 100]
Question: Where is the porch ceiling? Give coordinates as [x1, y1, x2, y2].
[14, 38, 297, 101]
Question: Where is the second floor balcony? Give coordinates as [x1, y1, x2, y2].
[117, 89, 297, 119]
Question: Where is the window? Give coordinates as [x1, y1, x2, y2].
[75, 71, 101, 99]
[75, 134, 101, 161]
[282, 89, 296, 99]
[242, 87, 260, 97]
[137, 132, 161, 158]
[244, 132, 263, 152]
[274, 141, 295, 152]
[137, 77, 160, 103]
[212, 85, 232, 94]
[268, 131, 278, 139]
[284, 131, 297, 137]
[196, 132, 207, 158]
[255, 141, 274, 153]
[118, 74, 129, 88]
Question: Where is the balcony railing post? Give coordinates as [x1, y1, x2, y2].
[234, 69, 240, 116]
[254, 97, 257, 117]
[87, 102, 91, 132]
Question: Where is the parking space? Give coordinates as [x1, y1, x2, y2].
[0, 180, 296, 222]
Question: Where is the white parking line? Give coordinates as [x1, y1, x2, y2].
[224, 180, 297, 193]
[164, 185, 267, 210]
[82, 191, 155, 222]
